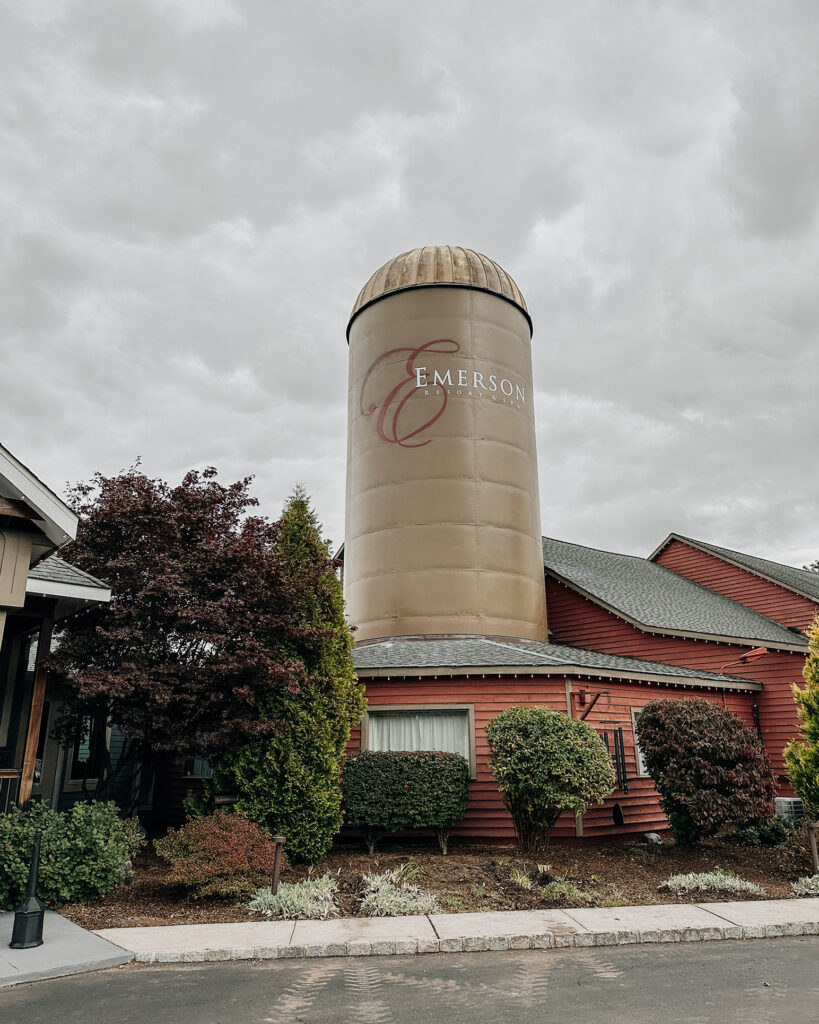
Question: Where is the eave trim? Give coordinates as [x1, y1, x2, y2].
[355, 662, 762, 692]
[25, 579, 112, 603]
[545, 568, 807, 653]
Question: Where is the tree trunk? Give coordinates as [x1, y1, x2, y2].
[362, 825, 383, 855]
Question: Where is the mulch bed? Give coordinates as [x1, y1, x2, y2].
[61, 837, 804, 931]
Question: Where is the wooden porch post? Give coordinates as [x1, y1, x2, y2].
[18, 605, 55, 807]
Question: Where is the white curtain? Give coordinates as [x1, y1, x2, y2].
[369, 710, 469, 761]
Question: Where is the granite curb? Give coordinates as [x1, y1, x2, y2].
[95, 898, 819, 964]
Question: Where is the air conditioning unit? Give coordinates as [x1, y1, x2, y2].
[774, 797, 805, 822]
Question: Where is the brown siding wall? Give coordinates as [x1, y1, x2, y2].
[654, 539, 818, 632]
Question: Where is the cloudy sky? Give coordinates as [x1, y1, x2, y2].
[2, 0, 818, 566]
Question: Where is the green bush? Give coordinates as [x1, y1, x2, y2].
[785, 618, 819, 823]
[636, 698, 778, 845]
[344, 750, 470, 854]
[730, 817, 790, 847]
[219, 731, 348, 866]
[485, 706, 615, 853]
[154, 810, 281, 898]
[0, 801, 132, 909]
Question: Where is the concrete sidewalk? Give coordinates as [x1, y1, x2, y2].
[95, 898, 819, 964]
[0, 910, 133, 987]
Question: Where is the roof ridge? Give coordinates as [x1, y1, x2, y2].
[679, 533, 818, 577]
[479, 637, 558, 664]
[542, 535, 649, 564]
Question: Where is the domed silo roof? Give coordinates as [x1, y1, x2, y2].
[347, 245, 531, 337]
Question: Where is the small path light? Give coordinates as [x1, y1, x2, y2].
[271, 836, 286, 895]
[10, 829, 46, 950]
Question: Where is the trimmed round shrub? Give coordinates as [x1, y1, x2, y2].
[485, 706, 615, 853]
[636, 697, 778, 845]
[154, 810, 281, 898]
[0, 801, 132, 909]
[344, 750, 469, 854]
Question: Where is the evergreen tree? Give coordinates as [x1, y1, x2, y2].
[218, 486, 365, 864]
[784, 616, 819, 872]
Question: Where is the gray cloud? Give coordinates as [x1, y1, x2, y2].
[1, 0, 817, 567]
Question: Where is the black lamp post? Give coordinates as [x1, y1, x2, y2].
[10, 829, 46, 950]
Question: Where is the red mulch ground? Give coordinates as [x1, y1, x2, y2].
[61, 836, 808, 931]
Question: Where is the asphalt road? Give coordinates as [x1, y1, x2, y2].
[3, 937, 819, 1024]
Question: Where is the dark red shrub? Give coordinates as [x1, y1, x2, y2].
[154, 811, 282, 898]
[636, 698, 778, 845]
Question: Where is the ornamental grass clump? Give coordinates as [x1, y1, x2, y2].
[359, 865, 440, 917]
[485, 706, 615, 853]
[246, 875, 339, 919]
[154, 811, 281, 899]
[636, 698, 778, 846]
[510, 867, 534, 890]
[658, 868, 764, 896]
[539, 877, 595, 906]
[791, 875, 819, 898]
[344, 750, 469, 854]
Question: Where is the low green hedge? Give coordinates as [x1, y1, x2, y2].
[344, 750, 469, 854]
[0, 801, 139, 909]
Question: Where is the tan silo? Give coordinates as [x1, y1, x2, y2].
[345, 245, 547, 643]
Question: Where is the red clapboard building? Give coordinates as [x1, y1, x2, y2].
[350, 534, 816, 844]
[342, 246, 817, 845]
[160, 246, 818, 844]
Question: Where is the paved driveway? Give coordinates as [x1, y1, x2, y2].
[3, 936, 819, 1024]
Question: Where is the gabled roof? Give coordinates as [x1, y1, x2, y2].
[353, 636, 761, 692]
[26, 555, 111, 623]
[28, 555, 110, 595]
[542, 536, 806, 651]
[0, 443, 77, 560]
[649, 533, 819, 605]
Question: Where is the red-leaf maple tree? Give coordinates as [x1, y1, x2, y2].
[51, 466, 316, 766]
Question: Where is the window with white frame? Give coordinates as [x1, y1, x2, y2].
[364, 705, 475, 777]
[631, 708, 649, 777]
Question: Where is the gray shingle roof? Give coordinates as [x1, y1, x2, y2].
[542, 536, 805, 648]
[666, 535, 819, 604]
[353, 636, 760, 690]
[28, 555, 108, 591]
